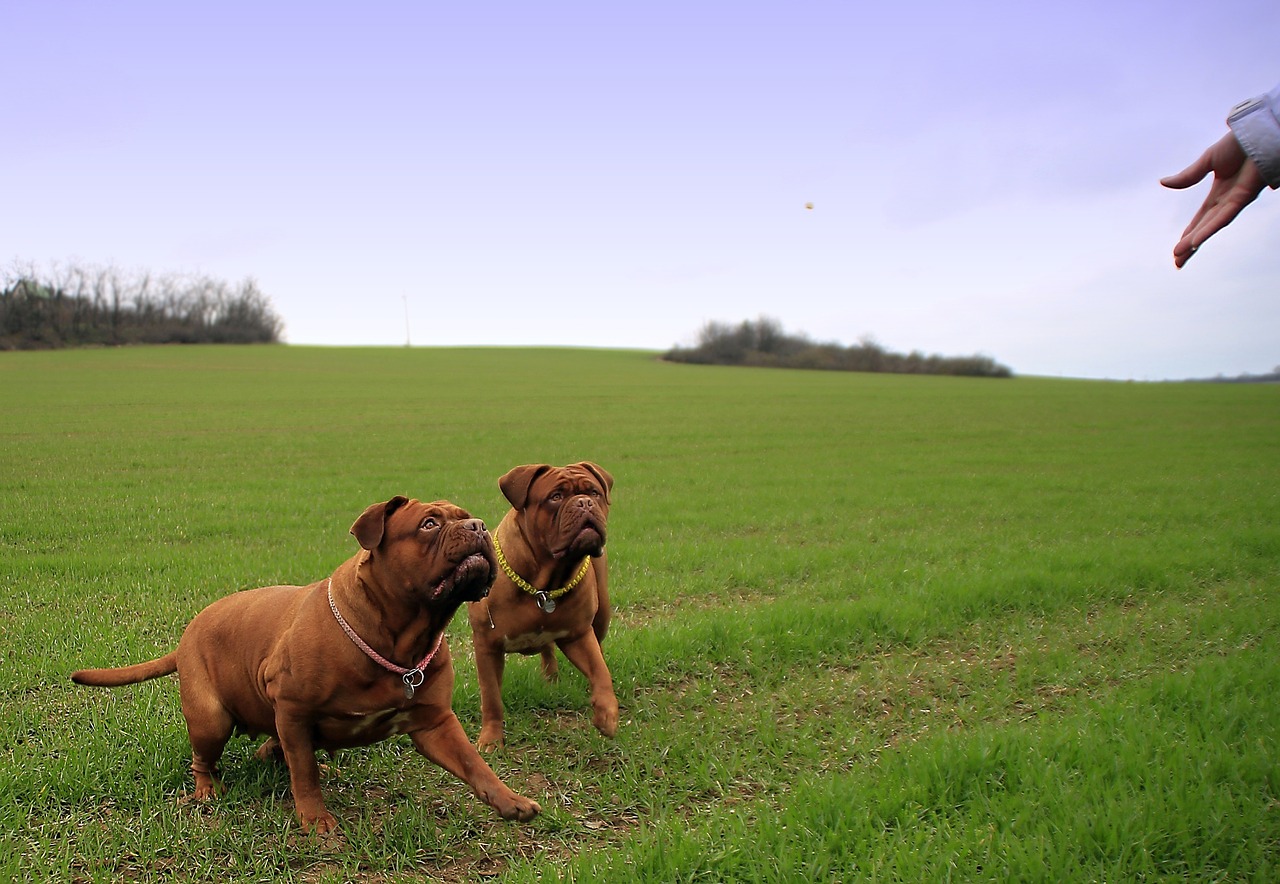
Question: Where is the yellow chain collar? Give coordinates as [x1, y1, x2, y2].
[493, 532, 591, 600]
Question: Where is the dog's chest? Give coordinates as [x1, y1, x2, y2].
[320, 706, 416, 744]
[502, 629, 570, 653]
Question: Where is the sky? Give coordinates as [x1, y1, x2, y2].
[4, 1, 1279, 380]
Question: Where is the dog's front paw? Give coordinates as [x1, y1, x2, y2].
[476, 725, 505, 753]
[593, 699, 619, 738]
[298, 807, 339, 834]
[492, 792, 541, 822]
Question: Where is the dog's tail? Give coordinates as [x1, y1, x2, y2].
[71, 652, 178, 687]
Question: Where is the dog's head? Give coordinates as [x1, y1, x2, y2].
[350, 497, 497, 604]
[499, 461, 613, 560]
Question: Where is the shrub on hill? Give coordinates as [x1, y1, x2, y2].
[1, 262, 284, 349]
[665, 317, 1012, 378]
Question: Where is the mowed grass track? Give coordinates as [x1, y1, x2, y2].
[1, 345, 1277, 882]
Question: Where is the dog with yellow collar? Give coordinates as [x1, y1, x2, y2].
[467, 462, 616, 751]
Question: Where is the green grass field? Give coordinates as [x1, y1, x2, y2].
[2, 345, 1277, 882]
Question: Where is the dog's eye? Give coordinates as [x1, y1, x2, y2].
[549, 492, 564, 503]
[420, 518, 438, 531]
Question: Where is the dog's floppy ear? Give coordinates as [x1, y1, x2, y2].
[350, 496, 410, 550]
[576, 461, 614, 504]
[499, 464, 552, 509]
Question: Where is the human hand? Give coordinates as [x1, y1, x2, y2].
[1161, 132, 1267, 268]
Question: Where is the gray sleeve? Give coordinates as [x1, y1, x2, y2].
[1228, 83, 1280, 189]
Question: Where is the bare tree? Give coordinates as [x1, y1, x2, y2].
[1, 260, 285, 349]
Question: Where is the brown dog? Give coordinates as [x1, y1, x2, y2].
[72, 497, 541, 833]
[467, 462, 617, 751]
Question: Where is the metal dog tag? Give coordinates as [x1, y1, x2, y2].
[535, 591, 556, 613]
[403, 669, 425, 700]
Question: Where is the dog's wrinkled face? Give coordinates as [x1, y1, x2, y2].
[501, 463, 613, 560]
[351, 498, 497, 603]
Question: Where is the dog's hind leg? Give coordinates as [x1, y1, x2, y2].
[540, 647, 559, 682]
[184, 713, 234, 800]
[179, 680, 234, 800]
[254, 737, 284, 763]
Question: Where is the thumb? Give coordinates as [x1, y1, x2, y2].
[1160, 149, 1213, 190]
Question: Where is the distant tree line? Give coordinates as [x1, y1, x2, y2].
[665, 317, 1013, 378]
[1, 262, 284, 350]
[1197, 369, 1280, 384]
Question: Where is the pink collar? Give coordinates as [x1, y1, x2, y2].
[326, 578, 444, 699]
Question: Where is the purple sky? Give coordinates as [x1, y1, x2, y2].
[5, 1, 1279, 379]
